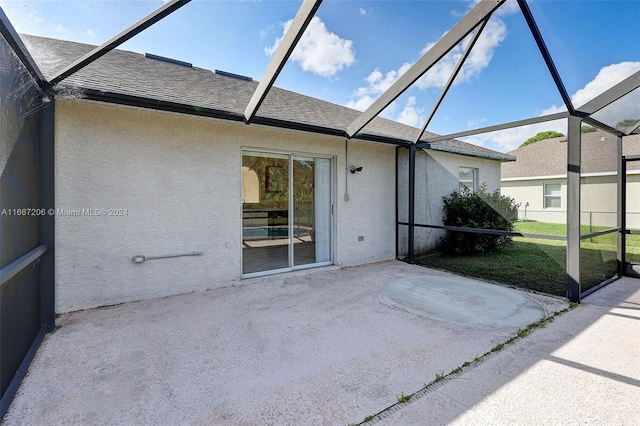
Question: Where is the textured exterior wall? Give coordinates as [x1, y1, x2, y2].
[627, 175, 640, 214]
[54, 100, 396, 312]
[397, 148, 503, 257]
[581, 175, 618, 214]
[502, 173, 640, 226]
[501, 178, 560, 211]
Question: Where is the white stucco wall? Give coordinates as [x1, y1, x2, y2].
[54, 100, 396, 312]
[397, 148, 503, 257]
[501, 178, 566, 223]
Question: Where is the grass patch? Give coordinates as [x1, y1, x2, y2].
[417, 220, 640, 295]
[418, 238, 567, 295]
[396, 392, 411, 403]
[514, 221, 568, 236]
[515, 221, 640, 251]
[514, 221, 618, 238]
[627, 234, 640, 263]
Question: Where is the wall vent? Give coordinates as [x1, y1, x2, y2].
[145, 53, 192, 68]
[214, 69, 253, 81]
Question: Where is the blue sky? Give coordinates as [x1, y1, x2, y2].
[2, 0, 639, 152]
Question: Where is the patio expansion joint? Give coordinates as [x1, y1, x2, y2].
[350, 357, 485, 426]
[349, 303, 579, 425]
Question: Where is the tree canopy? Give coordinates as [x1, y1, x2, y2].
[520, 130, 565, 148]
[616, 119, 640, 129]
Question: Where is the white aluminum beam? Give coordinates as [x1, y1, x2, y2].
[418, 111, 568, 144]
[345, 0, 505, 138]
[577, 70, 640, 116]
[415, 19, 489, 144]
[244, 0, 322, 123]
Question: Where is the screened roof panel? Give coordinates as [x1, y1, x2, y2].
[2, 0, 637, 154]
[590, 87, 640, 132]
[526, 0, 640, 108]
[117, 0, 301, 83]
[456, 116, 567, 155]
[422, 8, 566, 153]
[267, 0, 469, 110]
[0, 0, 160, 48]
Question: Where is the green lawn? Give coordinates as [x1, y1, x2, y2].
[418, 239, 567, 296]
[628, 234, 640, 263]
[515, 220, 617, 238]
[417, 220, 640, 297]
[515, 221, 640, 263]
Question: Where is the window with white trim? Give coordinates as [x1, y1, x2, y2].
[459, 167, 477, 193]
[544, 183, 561, 208]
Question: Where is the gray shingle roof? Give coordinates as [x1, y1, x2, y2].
[501, 130, 640, 179]
[22, 34, 512, 161]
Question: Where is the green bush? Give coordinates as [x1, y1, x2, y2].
[441, 185, 519, 254]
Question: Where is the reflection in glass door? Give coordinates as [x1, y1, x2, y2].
[293, 156, 331, 266]
[242, 150, 332, 276]
[242, 151, 290, 274]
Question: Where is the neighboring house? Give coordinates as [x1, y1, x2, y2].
[501, 130, 640, 226]
[19, 35, 513, 313]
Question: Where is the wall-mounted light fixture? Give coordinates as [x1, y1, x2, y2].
[350, 165, 363, 174]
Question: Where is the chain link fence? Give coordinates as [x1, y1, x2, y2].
[627, 212, 640, 230]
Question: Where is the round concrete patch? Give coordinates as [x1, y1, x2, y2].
[384, 276, 545, 328]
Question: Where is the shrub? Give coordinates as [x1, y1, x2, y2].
[519, 130, 564, 147]
[441, 184, 519, 254]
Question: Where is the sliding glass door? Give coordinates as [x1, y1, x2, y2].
[242, 150, 332, 276]
[293, 156, 332, 266]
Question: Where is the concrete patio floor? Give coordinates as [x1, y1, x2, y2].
[2, 260, 593, 425]
[378, 276, 640, 425]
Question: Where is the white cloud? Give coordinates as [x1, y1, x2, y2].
[464, 119, 567, 152]
[52, 24, 68, 33]
[574, 62, 640, 117]
[462, 62, 640, 152]
[360, 8, 367, 15]
[28, 12, 44, 24]
[344, 64, 413, 114]
[467, 118, 487, 128]
[396, 97, 424, 127]
[415, 17, 507, 89]
[86, 29, 96, 38]
[495, 0, 520, 17]
[344, 95, 376, 111]
[354, 63, 413, 99]
[265, 16, 355, 77]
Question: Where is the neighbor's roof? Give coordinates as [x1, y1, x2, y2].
[22, 34, 513, 162]
[502, 130, 640, 179]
